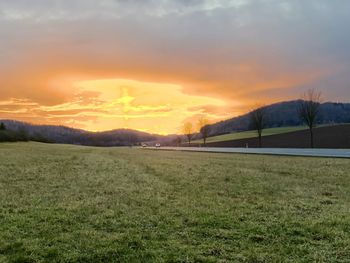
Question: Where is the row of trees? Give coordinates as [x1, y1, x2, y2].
[0, 122, 33, 142]
[250, 88, 322, 148]
[182, 117, 211, 146]
[180, 88, 323, 148]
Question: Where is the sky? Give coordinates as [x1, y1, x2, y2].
[1, 0, 350, 134]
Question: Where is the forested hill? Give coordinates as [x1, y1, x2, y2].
[0, 120, 175, 146]
[207, 100, 350, 136]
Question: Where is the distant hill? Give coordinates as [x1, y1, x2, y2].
[0, 120, 176, 146]
[207, 100, 350, 136]
[1, 100, 349, 146]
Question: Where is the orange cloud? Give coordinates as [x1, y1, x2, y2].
[0, 78, 229, 134]
[1, 0, 349, 134]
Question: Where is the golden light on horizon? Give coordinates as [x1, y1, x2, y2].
[0, 76, 239, 134]
[64, 78, 231, 134]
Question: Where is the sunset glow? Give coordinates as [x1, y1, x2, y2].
[1, 1, 350, 134]
[72, 78, 228, 134]
[0, 78, 230, 134]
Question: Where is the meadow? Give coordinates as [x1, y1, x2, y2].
[192, 126, 308, 144]
[0, 142, 350, 262]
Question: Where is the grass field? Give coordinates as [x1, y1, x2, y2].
[1, 143, 350, 262]
[193, 126, 308, 144]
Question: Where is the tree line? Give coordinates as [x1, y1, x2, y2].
[0, 123, 33, 142]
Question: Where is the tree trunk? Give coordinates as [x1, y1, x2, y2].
[203, 137, 206, 146]
[258, 131, 262, 148]
[310, 128, 314, 148]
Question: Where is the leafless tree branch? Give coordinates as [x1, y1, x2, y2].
[298, 88, 322, 148]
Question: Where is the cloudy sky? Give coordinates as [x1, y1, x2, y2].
[1, 0, 350, 134]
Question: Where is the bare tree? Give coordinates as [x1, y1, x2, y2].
[298, 89, 322, 148]
[182, 122, 193, 145]
[249, 106, 266, 148]
[198, 117, 210, 146]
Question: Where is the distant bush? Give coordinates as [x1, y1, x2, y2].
[0, 130, 23, 142]
[30, 133, 53, 143]
[0, 128, 53, 143]
[0, 122, 6, 130]
[16, 128, 29, 141]
[0, 127, 31, 143]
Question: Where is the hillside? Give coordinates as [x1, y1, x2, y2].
[205, 124, 350, 149]
[0, 120, 175, 146]
[207, 100, 350, 136]
[193, 126, 308, 144]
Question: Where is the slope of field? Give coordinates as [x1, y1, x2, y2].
[1, 143, 350, 262]
[206, 100, 350, 136]
[205, 124, 350, 148]
[193, 126, 307, 144]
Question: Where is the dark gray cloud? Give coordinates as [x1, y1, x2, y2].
[0, 0, 350, 106]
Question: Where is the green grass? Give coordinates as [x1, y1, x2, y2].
[193, 126, 308, 144]
[1, 142, 350, 262]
